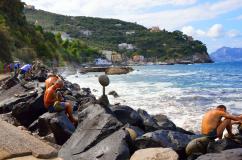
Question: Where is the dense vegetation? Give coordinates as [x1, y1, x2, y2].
[0, 0, 211, 72]
[25, 8, 209, 62]
[0, 0, 101, 72]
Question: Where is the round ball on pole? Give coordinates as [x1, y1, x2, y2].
[98, 75, 110, 87]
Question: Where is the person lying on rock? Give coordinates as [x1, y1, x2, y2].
[44, 79, 78, 126]
[201, 105, 242, 140]
[45, 73, 62, 89]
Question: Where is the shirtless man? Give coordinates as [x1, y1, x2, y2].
[44, 79, 78, 126]
[201, 105, 242, 139]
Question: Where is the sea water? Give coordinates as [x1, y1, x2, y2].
[66, 62, 242, 133]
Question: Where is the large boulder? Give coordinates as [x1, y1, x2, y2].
[152, 114, 177, 131]
[0, 120, 57, 159]
[28, 112, 75, 145]
[58, 104, 123, 159]
[186, 137, 212, 156]
[105, 67, 133, 75]
[196, 148, 242, 160]
[110, 105, 143, 127]
[207, 137, 242, 153]
[137, 109, 161, 132]
[130, 148, 179, 160]
[0, 84, 38, 114]
[71, 129, 131, 160]
[135, 129, 200, 158]
[11, 93, 47, 127]
[49, 112, 76, 145]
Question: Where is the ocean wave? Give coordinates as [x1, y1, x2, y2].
[67, 64, 242, 132]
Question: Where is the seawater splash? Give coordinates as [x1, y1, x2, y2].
[66, 62, 242, 133]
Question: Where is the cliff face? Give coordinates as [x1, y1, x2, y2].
[210, 47, 242, 62]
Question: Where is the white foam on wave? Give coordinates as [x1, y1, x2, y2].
[66, 71, 242, 133]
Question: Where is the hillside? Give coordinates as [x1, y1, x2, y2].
[210, 47, 242, 62]
[24, 8, 212, 64]
[0, 0, 101, 69]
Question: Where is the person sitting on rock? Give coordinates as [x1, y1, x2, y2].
[44, 79, 78, 126]
[45, 73, 61, 89]
[201, 105, 242, 140]
[17, 64, 32, 81]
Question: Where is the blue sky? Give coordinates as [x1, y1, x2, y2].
[22, 0, 242, 53]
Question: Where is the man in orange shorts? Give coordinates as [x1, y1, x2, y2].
[44, 79, 78, 126]
[201, 105, 242, 139]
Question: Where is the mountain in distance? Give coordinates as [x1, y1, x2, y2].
[210, 47, 242, 62]
[24, 8, 212, 64]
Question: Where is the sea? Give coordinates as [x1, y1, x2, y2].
[66, 62, 242, 133]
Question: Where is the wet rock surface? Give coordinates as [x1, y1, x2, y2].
[58, 104, 123, 159]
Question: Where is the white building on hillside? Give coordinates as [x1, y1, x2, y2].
[118, 43, 135, 50]
[126, 31, 135, 35]
[101, 50, 113, 61]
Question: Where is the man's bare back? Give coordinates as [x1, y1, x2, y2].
[201, 105, 241, 139]
[201, 109, 226, 135]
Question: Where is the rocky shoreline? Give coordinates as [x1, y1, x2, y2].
[0, 68, 242, 160]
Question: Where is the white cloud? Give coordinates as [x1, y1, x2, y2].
[207, 24, 223, 38]
[22, 0, 242, 30]
[226, 29, 241, 38]
[181, 26, 206, 37]
[182, 24, 227, 39]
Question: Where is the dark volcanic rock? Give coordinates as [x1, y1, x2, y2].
[152, 114, 177, 131]
[207, 137, 242, 153]
[196, 148, 242, 160]
[11, 94, 47, 127]
[65, 81, 81, 91]
[29, 112, 75, 145]
[108, 90, 119, 98]
[0, 84, 39, 114]
[110, 105, 143, 127]
[135, 129, 200, 154]
[49, 112, 76, 145]
[58, 104, 123, 159]
[70, 129, 131, 160]
[137, 109, 160, 132]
